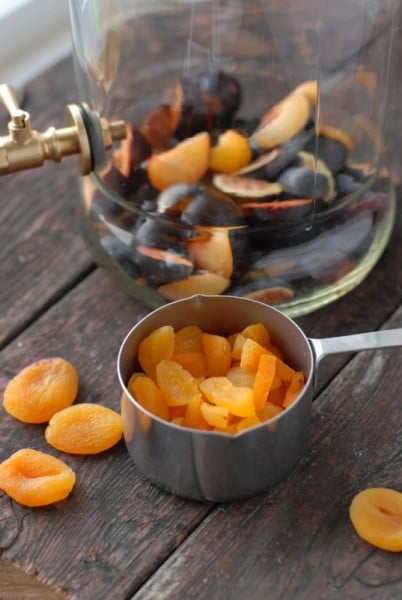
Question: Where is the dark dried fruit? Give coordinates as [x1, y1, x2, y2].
[175, 70, 242, 139]
[278, 166, 329, 199]
[157, 184, 200, 215]
[181, 185, 244, 226]
[136, 245, 194, 285]
[140, 103, 180, 150]
[305, 135, 348, 174]
[242, 198, 314, 224]
[133, 218, 190, 252]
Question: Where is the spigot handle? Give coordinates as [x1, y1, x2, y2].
[0, 83, 126, 176]
[0, 83, 21, 116]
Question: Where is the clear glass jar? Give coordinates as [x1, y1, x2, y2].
[69, 0, 397, 315]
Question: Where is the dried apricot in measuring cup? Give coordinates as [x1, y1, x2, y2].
[0, 448, 76, 507]
[349, 487, 402, 552]
[3, 357, 78, 423]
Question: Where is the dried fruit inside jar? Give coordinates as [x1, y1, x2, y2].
[85, 68, 391, 311]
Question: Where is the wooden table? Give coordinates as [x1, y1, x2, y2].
[1, 55, 401, 600]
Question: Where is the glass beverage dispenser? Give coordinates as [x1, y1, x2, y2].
[66, 1, 398, 315]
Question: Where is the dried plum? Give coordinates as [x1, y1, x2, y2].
[136, 245, 193, 286]
[181, 185, 244, 226]
[157, 184, 201, 215]
[175, 70, 241, 139]
[305, 135, 348, 173]
[278, 166, 330, 199]
[242, 198, 314, 224]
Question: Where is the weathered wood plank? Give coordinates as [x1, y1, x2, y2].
[0, 557, 69, 600]
[132, 305, 402, 600]
[0, 270, 212, 600]
[0, 57, 93, 348]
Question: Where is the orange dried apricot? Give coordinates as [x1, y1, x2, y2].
[128, 322, 305, 434]
[45, 404, 123, 455]
[174, 325, 203, 353]
[172, 351, 207, 378]
[209, 129, 252, 174]
[282, 371, 305, 408]
[3, 357, 78, 424]
[241, 323, 271, 347]
[253, 354, 277, 410]
[129, 375, 169, 420]
[138, 325, 175, 380]
[158, 272, 230, 300]
[202, 332, 232, 376]
[0, 448, 76, 507]
[240, 338, 273, 372]
[349, 488, 402, 552]
[231, 333, 247, 360]
[183, 396, 209, 430]
[200, 402, 230, 430]
[147, 132, 210, 190]
[156, 359, 201, 406]
[199, 377, 255, 418]
[257, 402, 283, 421]
[187, 229, 234, 279]
[226, 365, 255, 388]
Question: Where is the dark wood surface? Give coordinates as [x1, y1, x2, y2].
[1, 52, 402, 600]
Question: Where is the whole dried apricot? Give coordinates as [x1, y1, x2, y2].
[45, 404, 123, 455]
[0, 448, 76, 507]
[3, 357, 78, 424]
[349, 487, 402, 552]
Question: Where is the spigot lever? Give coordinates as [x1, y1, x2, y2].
[0, 83, 126, 175]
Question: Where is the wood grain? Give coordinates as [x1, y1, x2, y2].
[133, 305, 402, 600]
[1, 9, 402, 597]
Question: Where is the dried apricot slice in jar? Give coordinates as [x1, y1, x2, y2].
[147, 132, 211, 190]
[209, 129, 252, 174]
[0, 448, 76, 507]
[349, 487, 402, 552]
[45, 404, 123, 455]
[3, 357, 78, 423]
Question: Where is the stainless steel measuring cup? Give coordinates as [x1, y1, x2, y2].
[118, 295, 402, 502]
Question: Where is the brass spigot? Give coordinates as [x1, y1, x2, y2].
[0, 83, 126, 176]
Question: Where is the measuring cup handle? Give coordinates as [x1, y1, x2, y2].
[309, 328, 402, 367]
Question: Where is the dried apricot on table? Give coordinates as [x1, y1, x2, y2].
[45, 404, 123, 455]
[349, 487, 402, 552]
[3, 357, 78, 423]
[0, 448, 76, 507]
